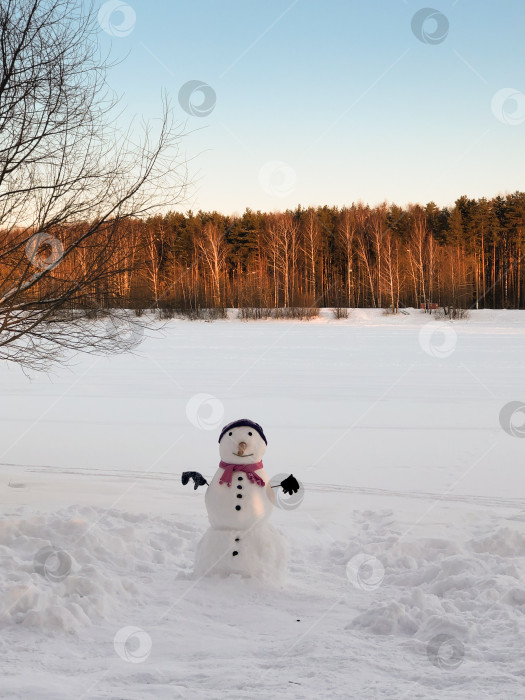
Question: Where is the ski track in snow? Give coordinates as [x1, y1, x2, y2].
[8, 463, 525, 511]
[0, 309, 524, 699]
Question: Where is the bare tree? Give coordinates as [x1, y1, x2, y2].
[0, 0, 186, 370]
[356, 213, 376, 308]
[406, 206, 429, 308]
[369, 204, 387, 309]
[143, 218, 168, 309]
[195, 222, 228, 308]
[380, 229, 401, 312]
[336, 207, 357, 307]
[301, 209, 320, 299]
[264, 213, 298, 308]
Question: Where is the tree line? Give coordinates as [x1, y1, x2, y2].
[14, 192, 523, 315]
[3, 0, 523, 372]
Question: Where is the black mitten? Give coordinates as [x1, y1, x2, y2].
[280, 474, 300, 495]
[181, 471, 208, 490]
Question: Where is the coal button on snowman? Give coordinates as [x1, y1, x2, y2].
[182, 419, 299, 580]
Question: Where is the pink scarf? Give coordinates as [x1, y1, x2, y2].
[219, 460, 265, 487]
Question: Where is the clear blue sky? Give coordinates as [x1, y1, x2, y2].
[98, 0, 525, 214]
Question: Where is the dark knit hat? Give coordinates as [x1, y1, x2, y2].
[218, 419, 267, 445]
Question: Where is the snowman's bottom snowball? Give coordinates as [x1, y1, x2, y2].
[194, 523, 287, 581]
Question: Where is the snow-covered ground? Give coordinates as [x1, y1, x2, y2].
[1, 308, 524, 699]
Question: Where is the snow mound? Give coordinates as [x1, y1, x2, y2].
[344, 512, 525, 672]
[0, 507, 198, 633]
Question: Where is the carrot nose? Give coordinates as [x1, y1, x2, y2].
[238, 441, 247, 455]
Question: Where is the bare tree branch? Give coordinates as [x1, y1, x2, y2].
[0, 0, 187, 369]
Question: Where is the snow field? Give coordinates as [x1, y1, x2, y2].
[0, 308, 524, 698]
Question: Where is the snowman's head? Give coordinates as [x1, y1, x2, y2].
[218, 419, 267, 464]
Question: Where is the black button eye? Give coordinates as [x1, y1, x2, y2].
[228, 432, 232, 436]
[248, 431, 252, 436]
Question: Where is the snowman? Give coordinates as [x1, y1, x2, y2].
[182, 419, 299, 580]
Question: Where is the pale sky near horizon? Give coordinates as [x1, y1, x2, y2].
[98, 0, 525, 215]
